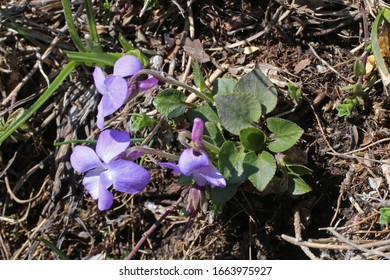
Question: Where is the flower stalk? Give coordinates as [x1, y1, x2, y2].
[130, 69, 215, 104]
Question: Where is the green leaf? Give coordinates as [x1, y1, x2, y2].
[287, 82, 302, 101]
[205, 121, 225, 147]
[193, 61, 207, 92]
[234, 69, 278, 114]
[365, 75, 377, 88]
[130, 113, 156, 132]
[239, 127, 266, 151]
[187, 104, 221, 124]
[243, 151, 276, 192]
[371, 9, 390, 86]
[286, 164, 312, 176]
[266, 117, 304, 153]
[0, 61, 77, 146]
[353, 60, 366, 76]
[352, 84, 364, 95]
[379, 207, 390, 225]
[214, 92, 262, 135]
[212, 77, 237, 96]
[142, 0, 159, 11]
[209, 184, 238, 204]
[38, 236, 70, 260]
[62, 0, 86, 52]
[336, 98, 357, 117]
[67, 51, 120, 67]
[178, 174, 194, 185]
[84, 0, 101, 48]
[288, 176, 312, 196]
[218, 141, 247, 185]
[153, 89, 187, 118]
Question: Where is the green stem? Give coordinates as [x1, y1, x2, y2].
[126, 146, 179, 161]
[54, 138, 144, 146]
[131, 69, 215, 104]
[0, 61, 78, 146]
[62, 0, 86, 52]
[202, 140, 220, 155]
[67, 51, 120, 66]
[84, 0, 100, 45]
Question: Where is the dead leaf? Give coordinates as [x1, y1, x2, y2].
[244, 46, 260, 54]
[294, 58, 311, 73]
[365, 54, 376, 76]
[183, 38, 210, 63]
[381, 162, 390, 188]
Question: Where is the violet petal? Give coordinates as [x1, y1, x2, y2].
[96, 93, 120, 129]
[178, 148, 210, 176]
[104, 75, 128, 109]
[96, 101, 106, 129]
[192, 172, 207, 187]
[191, 118, 204, 148]
[198, 166, 226, 188]
[113, 55, 142, 77]
[70, 146, 104, 173]
[83, 169, 105, 199]
[137, 77, 159, 91]
[108, 159, 150, 194]
[96, 130, 130, 163]
[158, 162, 182, 175]
[98, 183, 114, 211]
[93, 67, 108, 95]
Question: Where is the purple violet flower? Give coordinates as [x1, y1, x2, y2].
[93, 55, 158, 129]
[70, 130, 150, 211]
[159, 118, 226, 188]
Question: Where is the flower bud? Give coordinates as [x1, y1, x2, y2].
[192, 118, 204, 151]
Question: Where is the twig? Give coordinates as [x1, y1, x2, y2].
[4, 172, 47, 204]
[308, 43, 354, 84]
[2, 25, 67, 106]
[127, 186, 191, 260]
[293, 211, 319, 259]
[225, 5, 283, 48]
[324, 227, 390, 259]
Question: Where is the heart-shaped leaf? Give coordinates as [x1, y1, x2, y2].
[234, 69, 278, 114]
[212, 77, 237, 96]
[286, 164, 312, 176]
[205, 121, 225, 147]
[153, 89, 186, 118]
[218, 141, 246, 185]
[266, 117, 304, 153]
[215, 92, 261, 135]
[239, 127, 266, 151]
[243, 151, 276, 192]
[187, 104, 221, 124]
[210, 184, 238, 204]
[288, 176, 312, 195]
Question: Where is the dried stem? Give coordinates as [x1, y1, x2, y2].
[127, 186, 191, 260]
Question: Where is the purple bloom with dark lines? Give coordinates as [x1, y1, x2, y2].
[159, 118, 226, 188]
[70, 130, 150, 210]
[93, 55, 158, 129]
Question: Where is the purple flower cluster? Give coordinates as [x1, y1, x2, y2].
[70, 130, 150, 210]
[70, 55, 226, 211]
[93, 55, 158, 129]
[159, 118, 226, 188]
